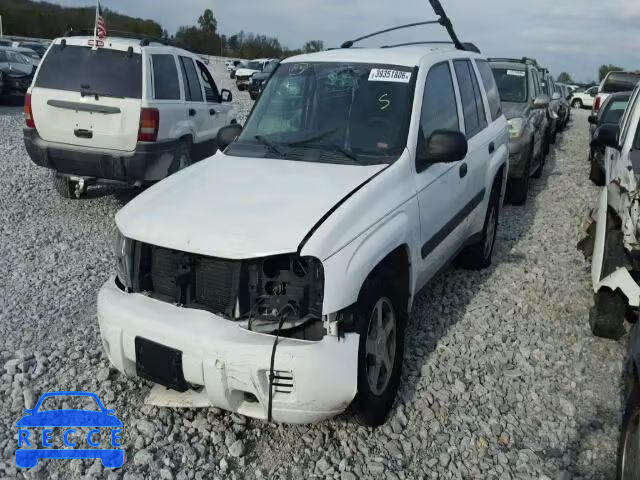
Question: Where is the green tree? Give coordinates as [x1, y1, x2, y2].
[197, 9, 217, 35]
[556, 72, 573, 83]
[303, 40, 324, 53]
[599, 64, 623, 81]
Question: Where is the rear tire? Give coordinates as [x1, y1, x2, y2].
[169, 142, 192, 175]
[351, 268, 406, 427]
[532, 143, 544, 179]
[589, 289, 626, 340]
[457, 182, 500, 270]
[571, 99, 583, 109]
[51, 171, 78, 199]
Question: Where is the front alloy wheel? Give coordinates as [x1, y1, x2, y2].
[365, 298, 397, 396]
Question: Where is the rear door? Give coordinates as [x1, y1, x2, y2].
[452, 59, 492, 234]
[30, 43, 143, 152]
[149, 51, 187, 143]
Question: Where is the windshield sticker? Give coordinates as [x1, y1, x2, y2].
[507, 70, 526, 77]
[369, 69, 411, 83]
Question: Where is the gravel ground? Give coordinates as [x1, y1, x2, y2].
[0, 75, 628, 480]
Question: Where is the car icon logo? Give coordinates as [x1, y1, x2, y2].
[15, 391, 124, 469]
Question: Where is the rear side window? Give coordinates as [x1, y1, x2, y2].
[454, 60, 487, 139]
[179, 56, 203, 102]
[476, 60, 502, 120]
[35, 45, 142, 98]
[152, 54, 180, 100]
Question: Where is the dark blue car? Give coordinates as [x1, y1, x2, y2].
[15, 391, 124, 469]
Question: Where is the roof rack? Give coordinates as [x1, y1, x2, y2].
[340, 0, 477, 52]
[487, 57, 538, 66]
[62, 29, 171, 47]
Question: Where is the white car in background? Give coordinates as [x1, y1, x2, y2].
[235, 58, 273, 90]
[593, 71, 640, 113]
[23, 34, 237, 198]
[570, 86, 598, 109]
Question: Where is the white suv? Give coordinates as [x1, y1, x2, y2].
[24, 34, 237, 198]
[98, 44, 508, 425]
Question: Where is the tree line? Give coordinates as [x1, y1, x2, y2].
[0, 2, 323, 60]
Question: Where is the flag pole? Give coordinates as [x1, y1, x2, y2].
[93, 0, 99, 49]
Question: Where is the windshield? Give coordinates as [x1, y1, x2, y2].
[492, 68, 528, 103]
[247, 61, 263, 70]
[229, 62, 414, 164]
[34, 44, 142, 99]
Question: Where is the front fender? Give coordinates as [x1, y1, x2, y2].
[311, 206, 416, 316]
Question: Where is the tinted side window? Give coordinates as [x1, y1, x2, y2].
[454, 60, 485, 138]
[196, 61, 220, 103]
[476, 60, 501, 121]
[531, 69, 540, 97]
[417, 62, 459, 165]
[179, 56, 203, 102]
[152, 54, 180, 100]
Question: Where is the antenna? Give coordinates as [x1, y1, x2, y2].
[339, 0, 477, 52]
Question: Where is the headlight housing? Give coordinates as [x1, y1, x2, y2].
[507, 117, 526, 139]
[113, 229, 134, 291]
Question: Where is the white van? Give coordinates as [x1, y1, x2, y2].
[24, 34, 237, 198]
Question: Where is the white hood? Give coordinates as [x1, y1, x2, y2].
[116, 153, 386, 259]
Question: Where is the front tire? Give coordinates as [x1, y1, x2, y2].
[457, 182, 500, 270]
[351, 269, 406, 427]
[590, 153, 606, 186]
[506, 148, 531, 205]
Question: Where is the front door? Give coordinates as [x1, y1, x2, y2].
[414, 60, 470, 287]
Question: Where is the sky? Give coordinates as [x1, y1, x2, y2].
[51, 0, 640, 83]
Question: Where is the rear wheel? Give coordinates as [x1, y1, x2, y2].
[169, 142, 192, 175]
[571, 99, 583, 109]
[51, 171, 79, 199]
[457, 182, 500, 270]
[351, 269, 406, 427]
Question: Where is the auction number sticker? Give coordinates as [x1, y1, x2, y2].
[507, 70, 526, 77]
[369, 69, 412, 83]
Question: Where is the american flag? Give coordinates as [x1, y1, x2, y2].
[96, 2, 107, 39]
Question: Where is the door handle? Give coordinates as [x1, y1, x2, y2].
[209, 108, 216, 115]
[459, 163, 468, 178]
[74, 129, 93, 139]
[488, 142, 495, 154]
[188, 109, 196, 117]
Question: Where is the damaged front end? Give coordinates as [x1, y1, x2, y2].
[580, 148, 640, 338]
[114, 234, 328, 340]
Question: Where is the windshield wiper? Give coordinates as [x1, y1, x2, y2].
[287, 128, 341, 147]
[328, 144, 362, 164]
[254, 135, 287, 158]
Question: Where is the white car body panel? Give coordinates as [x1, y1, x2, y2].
[572, 86, 598, 108]
[116, 153, 386, 260]
[100, 46, 509, 423]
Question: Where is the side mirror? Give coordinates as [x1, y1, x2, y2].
[220, 89, 232, 103]
[552, 92, 561, 101]
[590, 91, 597, 97]
[417, 130, 468, 170]
[532, 94, 550, 110]
[588, 114, 598, 125]
[217, 124, 243, 151]
[591, 124, 620, 150]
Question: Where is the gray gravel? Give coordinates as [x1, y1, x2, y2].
[0, 79, 627, 480]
